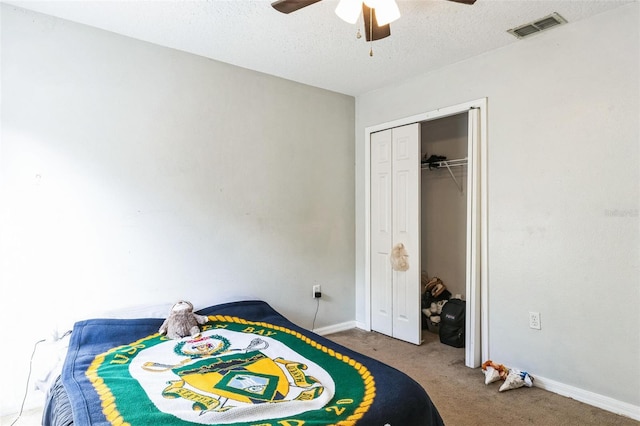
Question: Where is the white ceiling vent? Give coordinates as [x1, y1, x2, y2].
[507, 12, 567, 39]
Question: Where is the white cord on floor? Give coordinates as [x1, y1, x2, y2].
[10, 338, 45, 426]
[312, 297, 320, 330]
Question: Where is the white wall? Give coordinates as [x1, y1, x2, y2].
[356, 3, 639, 416]
[0, 5, 355, 415]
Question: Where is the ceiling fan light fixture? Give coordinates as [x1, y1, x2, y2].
[336, 0, 400, 26]
[367, 0, 400, 26]
[335, 0, 362, 24]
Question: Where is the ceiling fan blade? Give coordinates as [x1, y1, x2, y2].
[446, 0, 477, 4]
[363, 4, 391, 42]
[271, 0, 323, 14]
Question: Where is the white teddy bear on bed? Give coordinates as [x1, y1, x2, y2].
[159, 300, 209, 339]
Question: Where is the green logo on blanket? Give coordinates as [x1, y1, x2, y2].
[87, 315, 375, 425]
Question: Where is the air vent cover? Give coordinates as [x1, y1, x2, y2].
[508, 12, 567, 39]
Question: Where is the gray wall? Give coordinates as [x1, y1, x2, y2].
[0, 4, 355, 415]
[355, 3, 639, 413]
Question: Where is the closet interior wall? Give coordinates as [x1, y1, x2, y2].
[420, 114, 469, 298]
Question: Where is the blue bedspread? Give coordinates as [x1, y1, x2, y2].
[58, 300, 444, 425]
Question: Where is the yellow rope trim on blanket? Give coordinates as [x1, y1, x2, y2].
[206, 315, 376, 425]
[86, 336, 154, 426]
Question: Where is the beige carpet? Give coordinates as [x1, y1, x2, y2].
[326, 328, 638, 426]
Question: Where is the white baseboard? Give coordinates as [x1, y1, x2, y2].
[533, 374, 640, 421]
[355, 321, 370, 331]
[312, 321, 357, 336]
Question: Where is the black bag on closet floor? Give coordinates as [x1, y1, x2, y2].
[439, 298, 466, 348]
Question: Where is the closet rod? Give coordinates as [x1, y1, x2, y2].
[421, 157, 467, 192]
[421, 158, 467, 169]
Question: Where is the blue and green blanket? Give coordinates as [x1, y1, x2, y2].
[58, 300, 443, 425]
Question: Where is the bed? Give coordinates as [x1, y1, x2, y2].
[43, 300, 444, 426]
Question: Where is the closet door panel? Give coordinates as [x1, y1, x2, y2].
[372, 252, 393, 336]
[370, 129, 393, 337]
[393, 269, 409, 319]
[391, 123, 421, 345]
[374, 175, 391, 235]
[394, 171, 409, 232]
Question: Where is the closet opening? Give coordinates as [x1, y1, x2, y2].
[420, 113, 468, 348]
[364, 98, 487, 369]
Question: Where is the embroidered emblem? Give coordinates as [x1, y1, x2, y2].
[173, 334, 230, 358]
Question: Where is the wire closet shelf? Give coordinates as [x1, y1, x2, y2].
[421, 157, 468, 192]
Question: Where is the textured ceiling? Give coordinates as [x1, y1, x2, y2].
[3, 0, 633, 96]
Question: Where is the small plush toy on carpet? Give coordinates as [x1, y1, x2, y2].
[499, 369, 534, 392]
[159, 300, 209, 339]
[481, 360, 509, 385]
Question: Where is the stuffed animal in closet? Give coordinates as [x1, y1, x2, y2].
[159, 300, 209, 339]
[421, 275, 453, 327]
[423, 276, 447, 298]
[426, 299, 449, 317]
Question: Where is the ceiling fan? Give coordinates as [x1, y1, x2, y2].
[272, 0, 477, 43]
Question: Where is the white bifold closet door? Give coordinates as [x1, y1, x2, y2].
[370, 123, 421, 345]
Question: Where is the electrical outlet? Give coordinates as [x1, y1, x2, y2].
[312, 285, 321, 298]
[529, 311, 541, 330]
